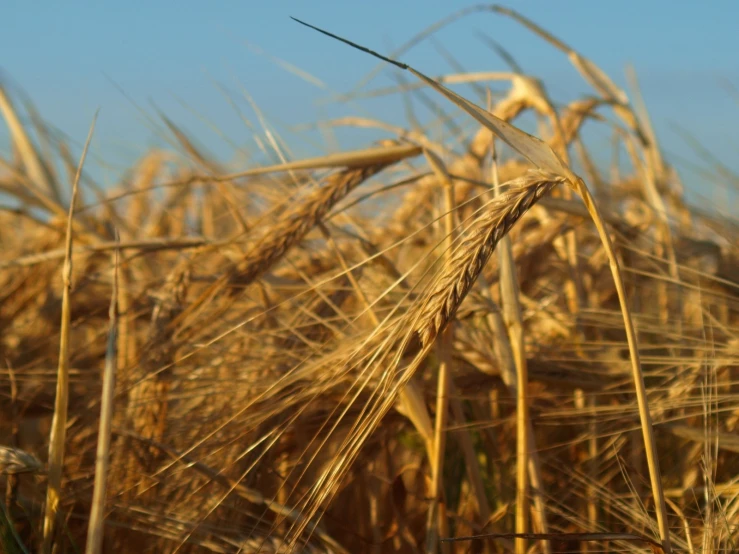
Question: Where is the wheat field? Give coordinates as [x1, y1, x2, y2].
[1, 6, 738, 554]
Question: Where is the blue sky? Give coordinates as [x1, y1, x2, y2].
[3, 2, 739, 206]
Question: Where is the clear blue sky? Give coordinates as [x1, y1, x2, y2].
[3, 2, 739, 206]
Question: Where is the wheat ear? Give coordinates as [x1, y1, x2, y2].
[230, 163, 389, 287]
[289, 172, 563, 547]
[413, 172, 564, 348]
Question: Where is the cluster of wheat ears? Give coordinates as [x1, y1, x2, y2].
[0, 5, 738, 554]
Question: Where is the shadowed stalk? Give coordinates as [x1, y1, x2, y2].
[427, 327, 453, 554]
[42, 111, 98, 554]
[475, 282, 551, 550]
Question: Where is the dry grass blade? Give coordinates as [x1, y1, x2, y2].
[42, 111, 98, 554]
[405, 72, 570, 177]
[340, 71, 517, 102]
[84, 238, 120, 554]
[337, 4, 494, 96]
[213, 141, 421, 180]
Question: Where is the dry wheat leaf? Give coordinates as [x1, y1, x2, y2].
[218, 141, 421, 179]
[292, 17, 573, 180]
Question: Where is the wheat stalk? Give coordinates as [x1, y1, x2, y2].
[42, 111, 97, 554]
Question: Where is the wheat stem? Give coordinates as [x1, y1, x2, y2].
[42, 111, 97, 554]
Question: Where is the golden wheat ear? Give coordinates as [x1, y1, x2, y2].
[292, 16, 673, 554]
